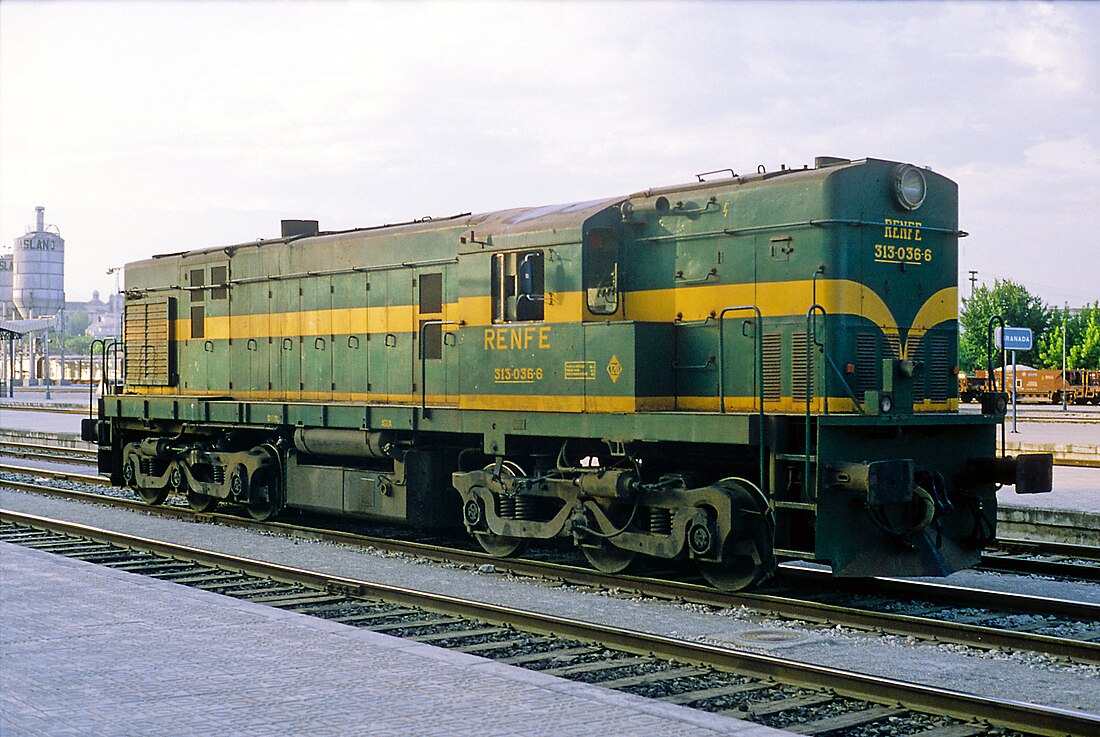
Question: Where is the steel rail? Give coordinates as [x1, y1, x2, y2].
[994, 537, 1100, 562]
[0, 404, 87, 414]
[781, 565, 1100, 621]
[3, 474, 1098, 665]
[0, 463, 106, 485]
[0, 444, 97, 466]
[1, 507, 1096, 737]
[0, 441, 96, 457]
[982, 549, 1100, 581]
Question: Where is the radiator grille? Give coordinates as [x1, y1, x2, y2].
[884, 334, 901, 360]
[855, 333, 878, 400]
[929, 336, 949, 402]
[124, 298, 174, 386]
[791, 332, 812, 401]
[910, 338, 926, 403]
[763, 334, 781, 400]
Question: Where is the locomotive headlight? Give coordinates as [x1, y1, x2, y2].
[893, 164, 927, 210]
[880, 394, 894, 414]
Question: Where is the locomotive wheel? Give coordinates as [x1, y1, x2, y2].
[474, 531, 526, 557]
[581, 542, 636, 574]
[697, 479, 776, 592]
[126, 459, 169, 506]
[187, 490, 220, 513]
[136, 485, 170, 506]
[246, 446, 283, 521]
[246, 480, 280, 521]
[247, 496, 279, 522]
[472, 460, 527, 557]
[698, 549, 764, 591]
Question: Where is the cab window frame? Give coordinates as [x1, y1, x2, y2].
[583, 227, 619, 315]
[491, 249, 544, 323]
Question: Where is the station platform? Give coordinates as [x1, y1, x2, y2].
[0, 541, 789, 737]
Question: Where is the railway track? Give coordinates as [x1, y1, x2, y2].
[983, 539, 1100, 580]
[0, 463, 107, 487]
[1, 508, 1096, 737]
[0, 403, 88, 414]
[3, 466, 1098, 667]
[3, 459, 1097, 581]
[0, 440, 97, 465]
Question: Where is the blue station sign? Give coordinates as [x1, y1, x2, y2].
[995, 326, 1033, 351]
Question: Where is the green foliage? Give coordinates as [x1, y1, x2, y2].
[958, 280, 1049, 371]
[1038, 303, 1100, 370]
[64, 335, 96, 357]
[64, 310, 90, 337]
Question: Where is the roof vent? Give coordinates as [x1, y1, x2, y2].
[281, 219, 319, 238]
[814, 156, 851, 169]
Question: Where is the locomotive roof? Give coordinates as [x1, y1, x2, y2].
[146, 196, 625, 262]
[141, 156, 917, 264]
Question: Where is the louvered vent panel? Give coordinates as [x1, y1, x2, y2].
[885, 335, 901, 360]
[124, 299, 174, 386]
[929, 336, 949, 402]
[910, 338, 926, 403]
[855, 333, 878, 400]
[763, 334, 781, 400]
[791, 332, 812, 401]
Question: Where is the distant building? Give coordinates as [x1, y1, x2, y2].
[67, 289, 123, 339]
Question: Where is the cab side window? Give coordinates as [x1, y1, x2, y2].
[584, 229, 618, 315]
[492, 250, 544, 322]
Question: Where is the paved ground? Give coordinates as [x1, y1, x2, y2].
[0, 409, 86, 436]
[0, 541, 790, 737]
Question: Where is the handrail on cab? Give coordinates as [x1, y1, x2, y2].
[717, 305, 765, 495]
[88, 339, 106, 420]
[805, 304, 827, 500]
[419, 319, 465, 419]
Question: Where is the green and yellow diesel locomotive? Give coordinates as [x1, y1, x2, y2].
[85, 156, 1052, 590]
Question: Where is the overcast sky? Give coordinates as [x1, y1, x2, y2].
[2, 0, 1097, 307]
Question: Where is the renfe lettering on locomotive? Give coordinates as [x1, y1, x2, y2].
[483, 326, 551, 350]
[882, 218, 922, 241]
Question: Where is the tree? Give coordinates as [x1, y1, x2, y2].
[1039, 303, 1100, 370]
[64, 310, 90, 337]
[958, 279, 1049, 371]
[65, 334, 95, 358]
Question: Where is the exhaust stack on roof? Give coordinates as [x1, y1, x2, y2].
[281, 220, 319, 238]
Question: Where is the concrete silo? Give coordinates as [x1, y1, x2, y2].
[12, 206, 65, 319]
[0, 252, 12, 319]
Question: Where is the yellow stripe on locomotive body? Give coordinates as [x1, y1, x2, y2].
[163, 280, 955, 343]
[138, 283, 958, 414]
